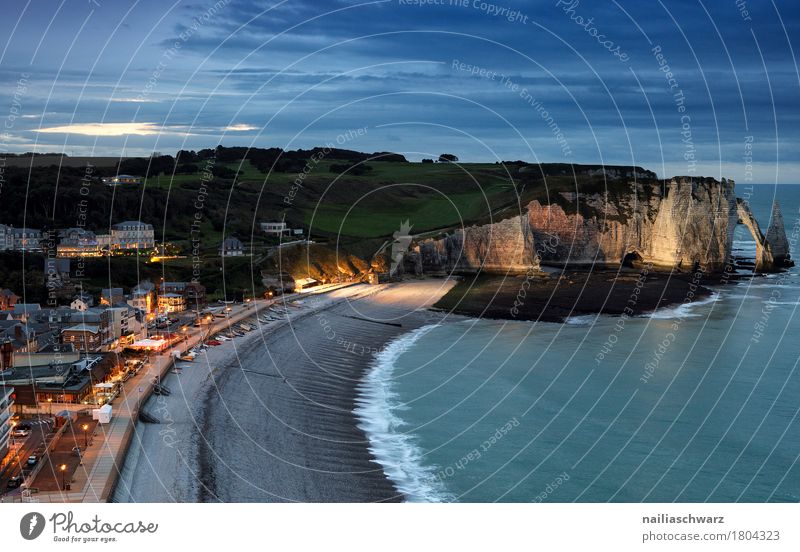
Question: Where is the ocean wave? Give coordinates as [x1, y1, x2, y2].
[354, 325, 454, 503]
[639, 292, 720, 320]
[564, 314, 599, 326]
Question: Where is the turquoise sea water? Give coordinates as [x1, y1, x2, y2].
[357, 185, 800, 502]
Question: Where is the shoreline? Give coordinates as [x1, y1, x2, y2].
[113, 270, 765, 503]
[114, 280, 457, 503]
[431, 268, 761, 323]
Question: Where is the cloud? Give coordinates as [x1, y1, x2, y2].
[35, 122, 164, 136]
[222, 123, 258, 131]
[111, 97, 159, 103]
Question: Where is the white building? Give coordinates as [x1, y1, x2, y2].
[219, 237, 245, 257]
[70, 292, 94, 311]
[0, 225, 42, 251]
[111, 221, 155, 250]
[57, 228, 102, 257]
[260, 221, 289, 236]
[0, 386, 13, 460]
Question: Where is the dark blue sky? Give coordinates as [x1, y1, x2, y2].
[2, 0, 799, 181]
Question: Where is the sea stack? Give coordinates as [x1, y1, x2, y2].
[766, 201, 793, 267]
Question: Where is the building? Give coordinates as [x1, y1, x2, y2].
[161, 281, 206, 309]
[71, 292, 94, 311]
[7, 303, 41, 323]
[0, 355, 113, 406]
[57, 228, 102, 257]
[158, 293, 186, 313]
[101, 304, 144, 347]
[129, 280, 156, 315]
[102, 174, 142, 186]
[0, 317, 57, 357]
[260, 221, 289, 236]
[294, 277, 318, 292]
[0, 226, 43, 251]
[100, 288, 124, 306]
[0, 224, 11, 250]
[96, 234, 111, 249]
[110, 221, 155, 250]
[12, 346, 80, 368]
[219, 237, 245, 257]
[61, 324, 101, 352]
[44, 257, 71, 286]
[0, 386, 13, 460]
[0, 289, 19, 310]
[261, 271, 295, 295]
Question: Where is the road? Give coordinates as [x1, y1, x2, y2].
[0, 417, 53, 499]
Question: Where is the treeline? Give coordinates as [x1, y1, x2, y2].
[0, 165, 257, 239]
[119, 146, 407, 176]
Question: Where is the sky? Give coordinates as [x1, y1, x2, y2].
[1, 0, 799, 182]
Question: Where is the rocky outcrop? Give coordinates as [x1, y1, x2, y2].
[407, 215, 536, 275]
[766, 201, 792, 266]
[526, 178, 739, 271]
[736, 199, 772, 271]
[408, 177, 790, 275]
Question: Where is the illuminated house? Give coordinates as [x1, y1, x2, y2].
[102, 174, 142, 186]
[129, 280, 156, 314]
[161, 281, 206, 309]
[100, 288, 123, 306]
[61, 324, 101, 352]
[110, 221, 155, 250]
[0, 386, 13, 459]
[294, 277, 318, 292]
[158, 293, 186, 313]
[57, 228, 103, 257]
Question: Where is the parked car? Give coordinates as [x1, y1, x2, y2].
[26, 455, 38, 467]
[6, 475, 23, 489]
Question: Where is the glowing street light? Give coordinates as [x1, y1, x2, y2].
[47, 397, 52, 415]
[60, 463, 67, 490]
[82, 423, 89, 448]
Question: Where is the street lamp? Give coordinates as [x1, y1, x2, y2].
[82, 423, 89, 448]
[47, 397, 52, 416]
[60, 463, 67, 490]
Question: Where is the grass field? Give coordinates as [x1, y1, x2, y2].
[0, 155, 656, 298]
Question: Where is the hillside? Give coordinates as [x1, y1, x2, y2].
[0, 148, 662, 299]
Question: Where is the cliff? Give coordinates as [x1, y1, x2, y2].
[407, 177, 791, 275]
[766, 201, 792, 266]
[406, 215, 535, 276]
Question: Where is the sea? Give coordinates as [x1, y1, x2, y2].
[355, 184, 800, 502]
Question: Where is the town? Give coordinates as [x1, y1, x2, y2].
[0, 212, 333, 501]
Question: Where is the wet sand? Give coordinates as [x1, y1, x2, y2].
[113, 280, 456, 502]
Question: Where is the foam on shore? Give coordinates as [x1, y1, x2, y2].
[354, 325, 454, 503]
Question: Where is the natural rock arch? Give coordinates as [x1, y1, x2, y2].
[622, 250, 644, 268]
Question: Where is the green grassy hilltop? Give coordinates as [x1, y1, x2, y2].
[0, 149, 657, 300]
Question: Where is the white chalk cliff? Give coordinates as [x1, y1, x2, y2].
[407, 177, 791, 274]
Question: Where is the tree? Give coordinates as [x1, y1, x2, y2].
[421, 158, 434, 164]
[438, 153, 458, 163]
